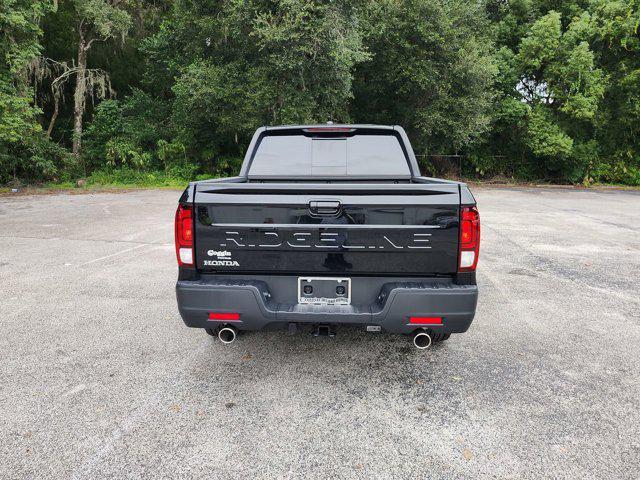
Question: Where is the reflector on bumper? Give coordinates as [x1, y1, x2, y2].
[409, 316, 443, 325]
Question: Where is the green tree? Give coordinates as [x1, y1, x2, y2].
[143, 0, 368, 167]
[352, 0, 497, 155]
[4, 0, 640, 186]
[588, 0, 640, 184]
[479, 4, 608, 182]
[63, 0, 132, 161]
[0, 0, 60, 183]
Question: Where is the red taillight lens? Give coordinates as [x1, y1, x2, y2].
[458, 206, 480, 272]
[175, 204, 193, 266]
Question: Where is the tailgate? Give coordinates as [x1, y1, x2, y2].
[193, 183, 460, 275]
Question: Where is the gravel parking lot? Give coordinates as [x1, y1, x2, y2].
[1, 186, 639, 479]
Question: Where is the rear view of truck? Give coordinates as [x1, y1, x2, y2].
[175, 125, 479, 348]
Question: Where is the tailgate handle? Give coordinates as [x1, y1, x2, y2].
[309, 200, 341, 216]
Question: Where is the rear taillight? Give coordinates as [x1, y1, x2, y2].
[175, 204, 193, 266]
[458, 206, 480, 272]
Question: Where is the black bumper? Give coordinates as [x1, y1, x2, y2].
[176, 276, 477, 335]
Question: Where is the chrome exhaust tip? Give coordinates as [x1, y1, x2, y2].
[218, 326, 237, 344]
[413, 331, 432, 350]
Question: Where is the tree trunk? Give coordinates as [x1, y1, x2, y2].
[72, 29, 87, 167]
[46, 95, 59, 138]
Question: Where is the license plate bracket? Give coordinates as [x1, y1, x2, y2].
[298, 277, 351, 305]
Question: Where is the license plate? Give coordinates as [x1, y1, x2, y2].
[298, 277, 351, 305]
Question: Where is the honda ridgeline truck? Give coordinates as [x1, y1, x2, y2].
[175, 125, 479, 349]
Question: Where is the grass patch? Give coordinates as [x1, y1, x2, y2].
[84, 169, 193, 188]
[0, 169, 206, 195]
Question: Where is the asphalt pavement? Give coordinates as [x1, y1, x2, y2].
[1, 186, 639, 479]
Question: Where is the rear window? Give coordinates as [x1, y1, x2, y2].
[248, 133, 411, 178]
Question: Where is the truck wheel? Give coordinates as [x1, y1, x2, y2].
[430, 333, 450, 342]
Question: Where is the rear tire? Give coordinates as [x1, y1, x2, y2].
[430, 333, 450, 342]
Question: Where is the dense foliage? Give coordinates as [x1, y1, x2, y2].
[1, 0, 639, 185]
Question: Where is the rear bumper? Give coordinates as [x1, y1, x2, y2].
[176, 276, 477, 335]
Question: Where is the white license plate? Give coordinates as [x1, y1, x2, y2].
[298, 277, 351, 305]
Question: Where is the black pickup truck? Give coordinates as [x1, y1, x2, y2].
[175, 125, 479, 349]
